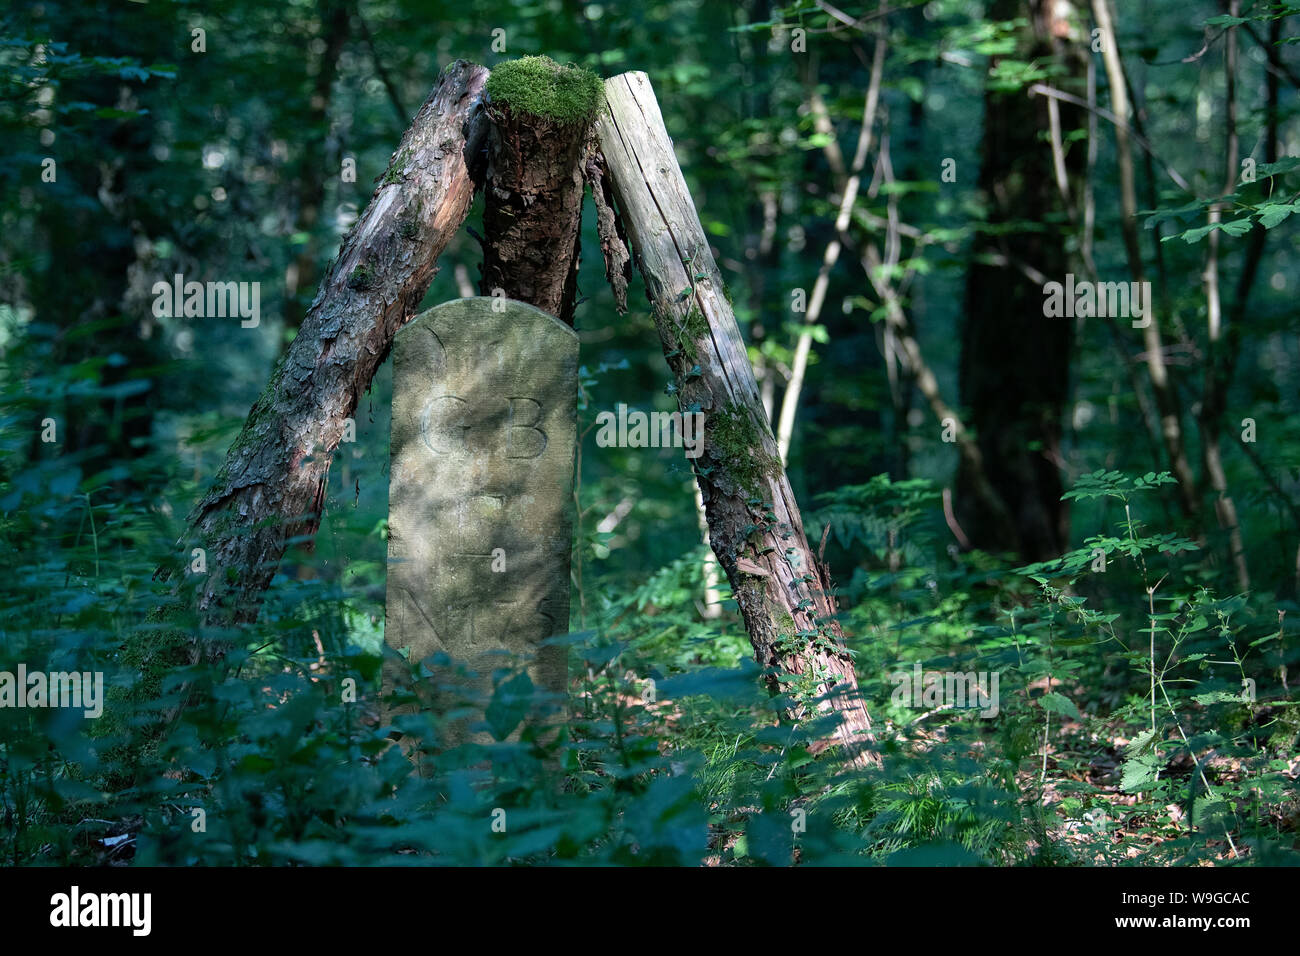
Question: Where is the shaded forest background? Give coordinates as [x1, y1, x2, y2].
[1, 0, 1298, 866]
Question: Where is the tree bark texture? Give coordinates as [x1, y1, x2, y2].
[478, 100, 587, 324]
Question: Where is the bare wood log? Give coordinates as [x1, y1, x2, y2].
[157, 60, 490, 643]
[594, 72, 878, 770]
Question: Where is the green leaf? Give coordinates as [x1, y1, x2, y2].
[1203, 14, 1249, 27]
[1039, 692, 1081, 720]
[1192, 691, 1244, 706]
[1120, 750, 1161, 793]
[1258, 202, 1299, 229]
[1254, 156, 1300, 178]
[485, 671, 534, 742]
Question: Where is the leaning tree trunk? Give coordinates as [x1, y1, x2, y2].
[593, 72, 878, 770]
[156, 60, 489, 644]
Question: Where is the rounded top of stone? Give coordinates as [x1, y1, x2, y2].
[402, 296, 579, 342]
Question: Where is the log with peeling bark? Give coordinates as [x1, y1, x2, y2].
[592, 72, 879, 770]
[156, 60, 490, 646]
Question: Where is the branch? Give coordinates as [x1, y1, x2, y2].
[775, 9, 887, 464]
[159, 61, 489, 646]
[1028, 83, 1191, 192]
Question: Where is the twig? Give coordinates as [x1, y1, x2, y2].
[356, 11, 409, 129]
[1029, 84, 1191, 192]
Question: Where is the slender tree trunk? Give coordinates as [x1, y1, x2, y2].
[741, 0, 779, 427]
[1199, 2, 1250, 592]
[594, 72, 878, 769]
[157, 61, 489, 645]
[283, 0, 354, 331]
[1092, 0, 1200, 518]
[694, 483, 723, 619]
[776, 23, 886, 465]
[861, 246, 1017, 540]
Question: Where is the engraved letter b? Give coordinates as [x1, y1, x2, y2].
[505, 398, 546, 459]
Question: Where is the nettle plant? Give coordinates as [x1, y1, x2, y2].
[2, 445, 1294, 865]
[1001, 471, 1297, 862]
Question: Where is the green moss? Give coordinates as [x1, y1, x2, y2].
[397, 196, 422, 240]
[347, 262, 376, 290]
[485, 56, 604, 125]
[707, 402, 782, 495]
[664, 305, 709, 362]
[381, 147, 412, 186]
[777, 609, 797, 639]
[770, 601, 810, 666]
[682, 306, 708, 354]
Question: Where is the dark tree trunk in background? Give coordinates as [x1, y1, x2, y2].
[957, 0, 1088, 561]
[890, 2, 933, 479]
[742, 0, 779, 417]
[35, 2, 171, 482]
[283, 0, 354, 330]
[477, 100, 587, 325]
[158, 61, 489, 642]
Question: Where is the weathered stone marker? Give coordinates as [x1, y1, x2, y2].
[384, 296, 578, 740]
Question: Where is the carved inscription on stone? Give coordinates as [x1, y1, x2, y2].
[384, 297, 578, 734]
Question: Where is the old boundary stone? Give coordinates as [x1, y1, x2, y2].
[384, 296, 578, 743]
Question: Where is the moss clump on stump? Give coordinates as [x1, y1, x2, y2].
[485, 56, 604, 124]
[478, 56, 600, 324]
